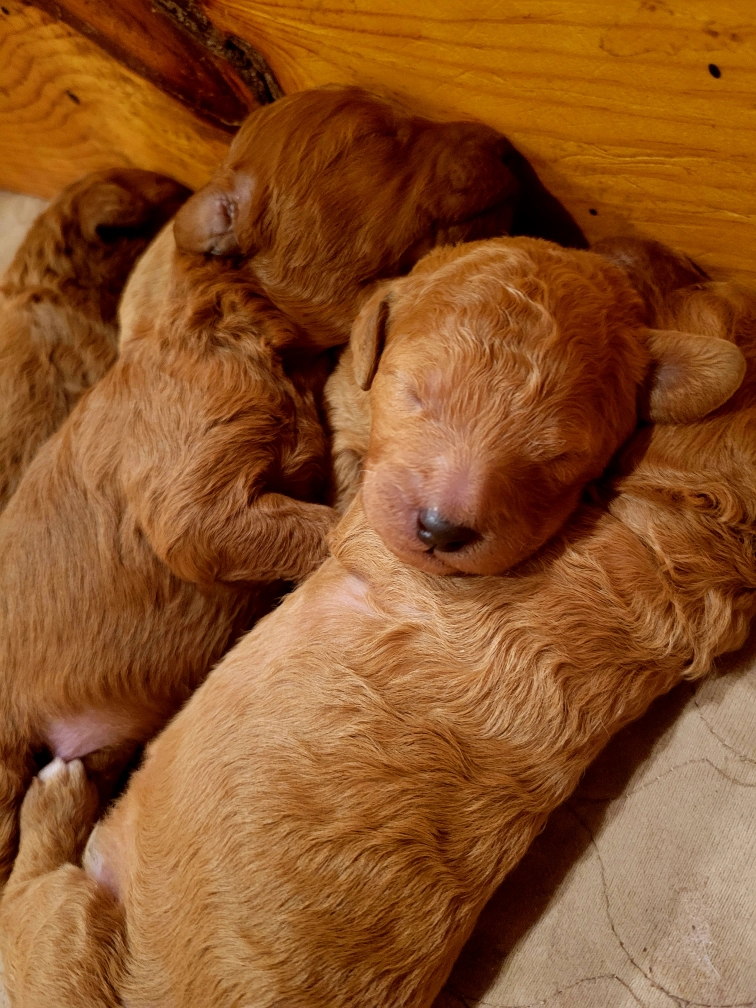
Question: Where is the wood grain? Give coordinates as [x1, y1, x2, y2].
[0, 0, 230, 198]
[2, 0, 755, 281]
[25, 0, 258, 130]
[201, 0, 756, 282]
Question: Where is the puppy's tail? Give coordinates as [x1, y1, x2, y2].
[0, 759, 125, 1008]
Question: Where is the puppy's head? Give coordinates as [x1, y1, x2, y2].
[352, 237, 745, 575]
[174, 86, 583, 348]
[73, 168, 192, 249]
[7, 168, 191, 318]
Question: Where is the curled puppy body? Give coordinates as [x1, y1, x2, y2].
[0, 169, 190, 510]
[591, 234, 710, 324]
[593, 234, 756, 354]
[326, 236, 745, 574]
[0, 84, 563, 884]
[170, 85, 585, 349]
[3, 249, 754, 1008]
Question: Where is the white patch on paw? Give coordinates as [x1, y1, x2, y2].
[38, 757, 67, 782]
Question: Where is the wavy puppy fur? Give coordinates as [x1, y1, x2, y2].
[3, 242, 755, 1008]
[172, 85, 585, 347]
[0, 84, 552, 886]
[0, 168, 190, 511]
[326, 236, 745, 574]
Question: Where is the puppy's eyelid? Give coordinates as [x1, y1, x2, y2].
[529, 445, 581, 465]
[380, 368, 423, 408]
[405, 386, 423, 408]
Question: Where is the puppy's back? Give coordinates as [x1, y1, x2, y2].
[0, 170, 189, 511]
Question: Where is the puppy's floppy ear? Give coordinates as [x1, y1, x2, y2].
[351, 281, 395, 392]
[79, 177, 191, 244]
[173, 172, 255, 256]
[173, 185, 239, 255]
[644, 329, 747, 424]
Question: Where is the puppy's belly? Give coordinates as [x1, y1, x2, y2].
[46, 709, 144, 760]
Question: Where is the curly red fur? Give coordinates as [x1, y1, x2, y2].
[3, 241, 755, 1007]
[0, 85, 553, 886]
[331, 237, 650, 573]
[326, 236, 743, 574]
[0, 169, 190, 509]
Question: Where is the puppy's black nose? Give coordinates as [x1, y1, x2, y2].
[417, 509, 478, 553]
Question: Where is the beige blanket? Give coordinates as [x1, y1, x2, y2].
[436, 645, 756, 1007]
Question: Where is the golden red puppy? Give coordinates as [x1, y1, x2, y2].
[0, 168, 190, 510]
[0, 85, 565, 884]
[326, 237, 744, 574]
[2, 241, 753, 1008]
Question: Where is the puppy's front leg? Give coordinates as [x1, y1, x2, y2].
[0, 760, 125, 1008]
[141, 483, 338, 587]
[8, 759, 97, 885]
[127, 417, 339, 586]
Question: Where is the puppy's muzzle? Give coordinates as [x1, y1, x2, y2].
[416, 508, 478, 553]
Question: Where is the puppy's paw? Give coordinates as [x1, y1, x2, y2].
[18, 758, 100, 861]
[295, 504, 341, 580]
[37, 756, 69, 783]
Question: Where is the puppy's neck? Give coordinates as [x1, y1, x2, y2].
[172, 253, 310, 353]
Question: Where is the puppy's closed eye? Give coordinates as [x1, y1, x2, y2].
[527, 438, 582, 463]
[526, 442, 591, 485]
[379, 369, 424, 410]
[402, 384, 423, 411]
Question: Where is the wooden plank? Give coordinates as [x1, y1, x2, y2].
[0, 0, 230, 197]
[201, 0, 756, 281]
[25, 0, 254, 130]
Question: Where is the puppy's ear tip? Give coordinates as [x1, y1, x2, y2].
[355, 359, 377, 392]
[78, 183, 147, 241]
[173, 186, 241, 256]
[645, 329, 747, 424]
[354, 336, 380, 391]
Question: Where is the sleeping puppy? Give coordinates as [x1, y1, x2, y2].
[0, 84, 555, 883]
[0, 169, 190, 510]
[325, 237, 744, 572]
[0, 241, 751, 1008]
[168, 85, 586, 348]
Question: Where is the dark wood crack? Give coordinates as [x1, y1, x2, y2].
[22, 0, 281, 131]
[153, 0, 281, 106]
